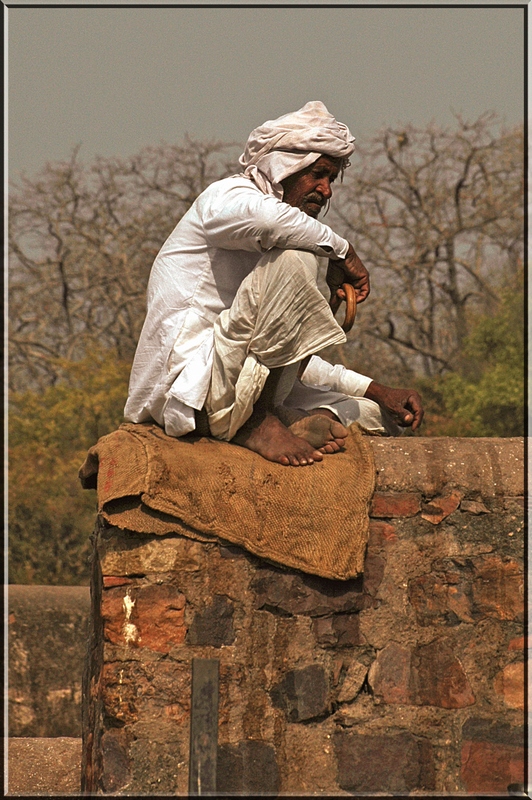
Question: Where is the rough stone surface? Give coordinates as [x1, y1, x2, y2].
[334, 730, 436, 793]
[251, 566, 368, 616]
[187, 593, 235, 647]
[101, 729, 130, 793]
[8, 737, 82, 795]
[101, 582, 187, 652]
[368, 641, 412, 704]
[460, 740, 524, 794]
[98, 529, 205, 576]
[336, 658, 368, 703]
[494, 661, 525, 709]
[81, 437, 524, 795]
[8, 585, 90, 737]
[408, 554, 524, 627]
[217, 740, 280, 794]
[270, 664, 329, 721]
[421, 489, 462, 523]
[460, 498, 490, 514]
[281, 724, 341, 795]
[314, 612, 364, 648]
[127, 739, 183, 795]
[370, 436, 523, 496]
[411, 637, 476, 708]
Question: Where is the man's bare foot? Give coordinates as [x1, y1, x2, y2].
[274, 404, 307, 428]
[288, 413, 348, 454]
[233, 412, 324, 466]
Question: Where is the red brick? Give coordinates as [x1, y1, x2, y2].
[472, 556, 523, 621]
[103, 576, 134, 588]
[409, 556, 524, 625]
[368, 521, 397, 547]
[494, 662, 524, 709]
[370, 638, 477, 710]
[460, 740, 524, 793]
[411, 639, 475, 709]
[408, 573, 474, 626]
[508, 636, 527, 651]
[368, 642, 412, 704]
[101, 584, 186, 653]
[370, 493, 420, 518]
[421, 490, 462, 524]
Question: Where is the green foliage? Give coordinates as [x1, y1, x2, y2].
[414, 286, 524, 437]
[8, 349, 131, 584]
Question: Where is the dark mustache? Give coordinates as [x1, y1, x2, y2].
[304, 193, 324, 206]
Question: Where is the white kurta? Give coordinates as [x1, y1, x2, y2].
[124, 174, 372, 437]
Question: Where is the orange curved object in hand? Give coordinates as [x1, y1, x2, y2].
[340, 283, 357, 332]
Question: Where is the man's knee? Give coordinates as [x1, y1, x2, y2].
[255, 247, 320, 282]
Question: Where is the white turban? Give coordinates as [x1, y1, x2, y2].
[239, 101, 355, 199]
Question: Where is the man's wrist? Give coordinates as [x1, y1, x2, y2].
[364, 380, 386, 404]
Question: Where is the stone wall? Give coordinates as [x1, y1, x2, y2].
[81, 437, 525, 796]
[9, 585, 90, 737]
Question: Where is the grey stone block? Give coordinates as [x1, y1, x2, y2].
[270, 664, 329, 722]
[217, 740, 280, 795]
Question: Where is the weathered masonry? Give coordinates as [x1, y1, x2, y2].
[82, 437, 525, 796]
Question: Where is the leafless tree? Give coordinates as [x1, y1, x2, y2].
[9, 116, 523, 391]
[9, 138, 240, 390]
[329, 113, 524, 381]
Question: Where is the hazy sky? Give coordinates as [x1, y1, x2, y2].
[7, 4, 525, 181]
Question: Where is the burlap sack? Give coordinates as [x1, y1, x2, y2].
[79, 421, 375, 580]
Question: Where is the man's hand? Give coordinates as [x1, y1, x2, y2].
[364, 381, 424, 432]
[327, 242, 370, 313]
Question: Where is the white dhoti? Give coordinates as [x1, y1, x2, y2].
[205, 248, 402, 440]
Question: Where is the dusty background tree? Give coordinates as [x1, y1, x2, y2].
[8, 115, 524, 583]
[326, 113, 523, 384]
[9, 138, 240, 391]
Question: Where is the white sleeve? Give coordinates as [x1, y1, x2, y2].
[202, 182, 349, 259]
[300, 355, 373, 398]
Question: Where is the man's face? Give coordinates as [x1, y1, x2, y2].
[280, 155, 341, 219]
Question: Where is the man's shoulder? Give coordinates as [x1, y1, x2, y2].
[201, 174, 265, 200]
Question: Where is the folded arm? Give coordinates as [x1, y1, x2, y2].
[202, 181, 350, 259]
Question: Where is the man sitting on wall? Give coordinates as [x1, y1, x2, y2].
[125, 101, 423, 466]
